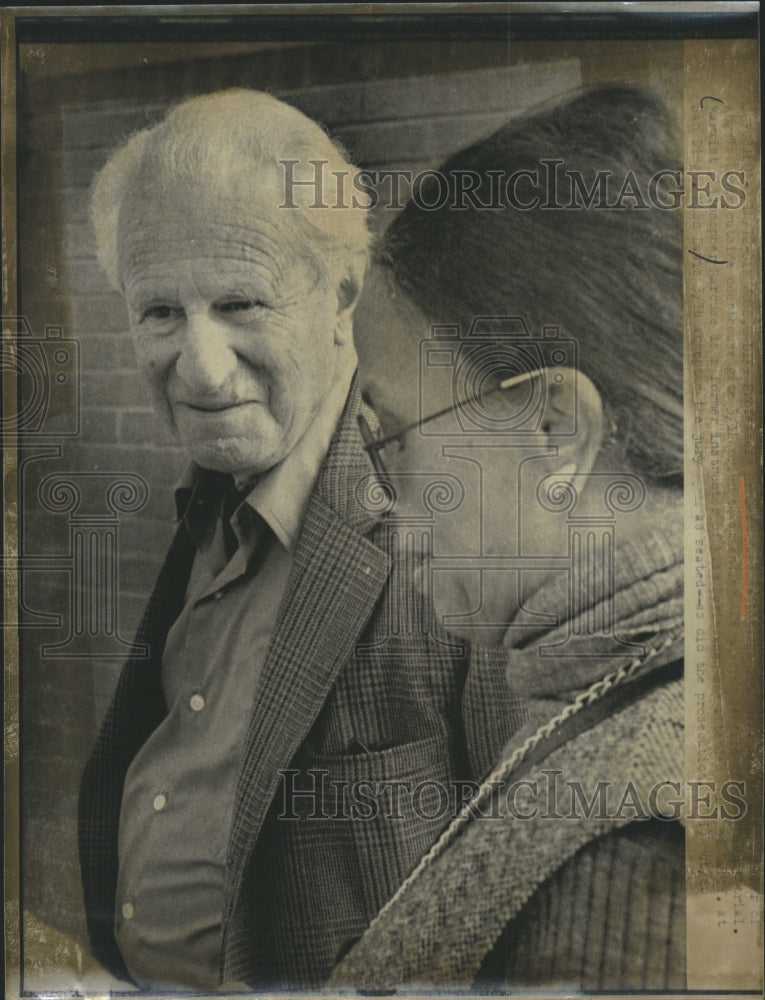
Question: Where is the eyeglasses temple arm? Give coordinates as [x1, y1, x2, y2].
[364, 367, 547, 452]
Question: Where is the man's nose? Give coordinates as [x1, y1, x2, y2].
[174, 313, 239, 392]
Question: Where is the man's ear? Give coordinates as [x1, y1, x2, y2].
[334, 251, 368, 346]
[538, 367, 604, 477]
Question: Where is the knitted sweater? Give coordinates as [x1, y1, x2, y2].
[478, 819, 685, 989]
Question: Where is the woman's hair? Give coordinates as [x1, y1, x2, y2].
[377, 85, 683, 485]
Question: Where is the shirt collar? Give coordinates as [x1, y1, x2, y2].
[175, 352, 357, 554]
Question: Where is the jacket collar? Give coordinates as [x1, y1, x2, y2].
[310, 372, 386, 537]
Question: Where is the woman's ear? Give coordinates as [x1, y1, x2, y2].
[539, 367, 604, 476]
[334, 251, 368, 346]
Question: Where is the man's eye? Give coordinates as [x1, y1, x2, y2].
[217, 299, 263, 314]
[139, 304, 177, 323]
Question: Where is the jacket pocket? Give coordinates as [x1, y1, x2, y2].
[304, 735, 457, 920]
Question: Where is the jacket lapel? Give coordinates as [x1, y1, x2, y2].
[223, 378, 391, 921]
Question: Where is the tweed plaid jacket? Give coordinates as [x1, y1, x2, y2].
[78, 379, 527, 988]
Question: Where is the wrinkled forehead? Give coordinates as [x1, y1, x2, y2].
[116, 163, 294, 285]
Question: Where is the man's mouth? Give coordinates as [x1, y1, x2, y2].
[176, 400, 257, 413]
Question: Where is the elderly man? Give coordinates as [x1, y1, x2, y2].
[78, 89, 520, 991]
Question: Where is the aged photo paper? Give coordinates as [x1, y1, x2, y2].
[2, 4, 762, 998]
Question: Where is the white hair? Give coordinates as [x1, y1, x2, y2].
[91, 88, 372, 291]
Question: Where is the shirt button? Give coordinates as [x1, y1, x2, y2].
[122, 902, 135, 920]
[153, 793, 167, 811]
[190, 694, 205, 712]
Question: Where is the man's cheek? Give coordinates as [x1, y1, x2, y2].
[143, 377, 178, 433]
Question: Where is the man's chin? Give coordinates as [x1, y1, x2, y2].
[183, 436, 283, 478]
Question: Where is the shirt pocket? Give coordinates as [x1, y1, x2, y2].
[305, 734, 457, 920]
